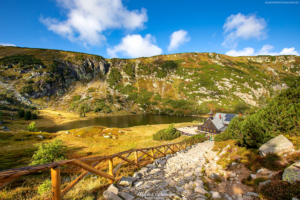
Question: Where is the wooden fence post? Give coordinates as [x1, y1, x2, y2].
[172, 144, 175, 152]
[109, 158, 114, 184]
[151, 149, 155, 161]
[135, 151, 139, 168]
[51, 167, 61, 200]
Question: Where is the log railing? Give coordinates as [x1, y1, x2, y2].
[0, 138, 203, 200]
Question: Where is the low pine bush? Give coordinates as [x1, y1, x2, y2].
[260, 180, 300, 200]
[18, 109, 25, 118]
[153, 123, 181, 140]
[27, 121, 36, 132]
[24, 110, 31, 120]
[29, 139, 66, 165]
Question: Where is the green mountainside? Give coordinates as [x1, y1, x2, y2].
[0, 46, 299, 116]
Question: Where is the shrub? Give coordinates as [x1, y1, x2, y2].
[24, 110, 31, 120]
[183, 133, 206, 141]
[27, 122, 36, 132]
[72, 95, 81, 101]
[107, 68, 122, 86]
[260, 180, 300, 200]
[29, 139, 66, 165]
[32, 113, 38, 119]
[18, 109, 25, 118]
[153, 123, 181, 140]
[38, 179, 51, 196]
[78, 103, 90, 117]
[21, 85, 33, 94]
[123, 64, 135, 78]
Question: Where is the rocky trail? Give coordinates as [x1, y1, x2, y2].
[103, 141, 261, 200]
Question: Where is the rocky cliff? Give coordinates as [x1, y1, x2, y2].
[0, 46, 299, 115]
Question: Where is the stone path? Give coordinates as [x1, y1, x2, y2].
[103, 141, 259, 200]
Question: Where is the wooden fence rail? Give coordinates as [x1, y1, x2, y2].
[0, 138, 203, 200]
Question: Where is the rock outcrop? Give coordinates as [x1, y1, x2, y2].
[259, 135, 294, 156]
[282, 161, 300, 183]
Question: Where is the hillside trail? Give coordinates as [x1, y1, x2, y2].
[104, 141, 258, 200]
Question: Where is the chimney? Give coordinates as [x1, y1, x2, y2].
[219, 114, 221, 119]
[239, 113, 242, 117]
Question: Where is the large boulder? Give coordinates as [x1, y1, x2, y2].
[282, 161, 300, 183]
[259, 135, 293, 156]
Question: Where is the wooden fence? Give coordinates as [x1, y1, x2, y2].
[0, 138, 203, 200]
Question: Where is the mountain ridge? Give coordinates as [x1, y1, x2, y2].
[0, 46, 299, 115]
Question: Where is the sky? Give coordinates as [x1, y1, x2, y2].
[0, 0, 299, 58]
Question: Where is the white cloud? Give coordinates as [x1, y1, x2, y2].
[168, 30, 190, 51]
[107, 34, 162, 58]
[41, 0, 148, 46]
[0, 43, 16, 46]
[226, 45, 299, 56]
[222, 13, 267, 48]
[226, 47, 255, 56]
[279, 47, 299, 55]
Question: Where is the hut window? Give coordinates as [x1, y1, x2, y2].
[214, 130, 216, 133]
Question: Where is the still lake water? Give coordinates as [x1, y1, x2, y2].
[39, 114, 206, 133]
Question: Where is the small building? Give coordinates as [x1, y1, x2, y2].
[198, 110, 237, 134]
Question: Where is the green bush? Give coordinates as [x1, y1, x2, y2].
[183, 133, 206, 141]
[21, 85, 33, 94]
[27, 121, 37, 132]
[18, 109, 25, 118]
[124, 64, 135, 78]
[38, 179, 51, 196]
[107, 68, 122, 86]
[24, 110, 31, 120]
[153, 123, 181, 140]
[78, 103, 90, 117]
[72, 95, 81, 101]
[29, 139, 66, 166]
[32, 113, 38, 119]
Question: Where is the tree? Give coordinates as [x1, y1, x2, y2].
[30, 139, 66, 166]
[27, 121, 37, 132]
[78, 103, 90, 117]
[18, 109, 25, 118]
[24, 110, 31, 120]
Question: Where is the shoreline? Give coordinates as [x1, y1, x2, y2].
[36, 109, 208, 129]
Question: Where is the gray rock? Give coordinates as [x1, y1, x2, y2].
[106, 184, 119, 194]
[194, 186, 208, 194]
[208, 172, 220, 180]
[175, 186, 184, 193]
[119, 192, 134, 200]
[146, 164, 156, 168]
[103, 192, 122, 200]
[118, 177, 136, 186]
[194, 180, 204, 188]
[37, 135, 45, 139]
[245, 192, 259, 197]
[282, 161, 300, 183]
[259, 135, 294, 156]
[258, 180, 271, 189]
[292, 198, 299, 200]
[210, 191, 221, 198]
[250, 174, 256, 179]
[1, 126, 9, 131]
[134, 181, 143, 187]
[133, 172, 143, 179]
[104, 135, 111, 138]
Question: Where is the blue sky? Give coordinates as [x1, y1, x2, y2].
[0, 0, 299, 58]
